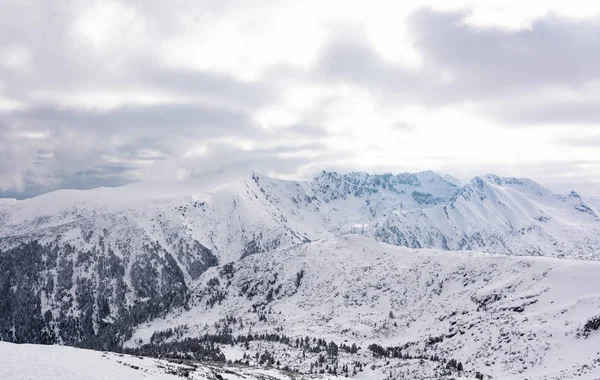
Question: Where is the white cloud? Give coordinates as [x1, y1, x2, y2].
[158, 2, 326, 81]
[0, 45, 32, 73]
[0, 95, 24, 112]
[71, 0, 145, 51]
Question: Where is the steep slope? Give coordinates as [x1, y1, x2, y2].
[128, 235, 600, 380]
[312, 170, 459, 212]
[0, 172, 324, 347]
[369, 175, 600, 258]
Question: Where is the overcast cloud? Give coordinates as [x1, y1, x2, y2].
[1, 0, 600, 198]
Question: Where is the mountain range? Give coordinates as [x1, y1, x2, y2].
[1, 170, 599, 379]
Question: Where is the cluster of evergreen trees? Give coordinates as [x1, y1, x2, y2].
[445, 358, 464, 371]
[310, 358, 361, 376]
[125, 335, 226, 362]
[200, 264, 306, 315]
[295, 270, 304, 288]
[0, 236, 218, 351]
[580, 315, 600, 338]
[149, 325, 188, 344]
[367, 343, 467, 374]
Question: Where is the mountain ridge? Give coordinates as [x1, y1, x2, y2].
[1, 169, 599, 260]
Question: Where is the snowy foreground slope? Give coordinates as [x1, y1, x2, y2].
[0, 342, 347, 380]
[129, 236, 600, 380]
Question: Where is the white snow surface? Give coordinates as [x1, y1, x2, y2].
[0, 341, 346, 380]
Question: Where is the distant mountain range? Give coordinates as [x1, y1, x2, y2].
[2, 170, 599, 262]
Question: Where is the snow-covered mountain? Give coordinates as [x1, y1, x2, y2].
[369, 174, 600, 258]
[2, 236, 600, 379]
[0, 170, 599, 379]
[126, 235, 600, 380]
[1, 170, 598, 262]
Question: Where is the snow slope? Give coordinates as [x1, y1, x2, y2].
[129, 235, 600, 380]
[371, 175, 600, 258]
[0, 341, 345, 380]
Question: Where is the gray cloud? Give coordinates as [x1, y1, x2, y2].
[315, 34, 424, 99]
[314, 9, 600, 122]
[8, 103, 251, 135]
[135, 66, 277, 108]
[484, 99, 600, 125]
[412, 156, 600, 196]
[412, 11, 600, 89]
[389, 121, 416, 133]
[557, 135, 600, 148]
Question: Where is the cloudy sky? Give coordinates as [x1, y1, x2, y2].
[1, 0, 600, 198]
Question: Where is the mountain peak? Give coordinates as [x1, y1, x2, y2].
[314, 170, 456, 188]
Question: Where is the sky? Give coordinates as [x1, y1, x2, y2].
[1, 0, 600, 198]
